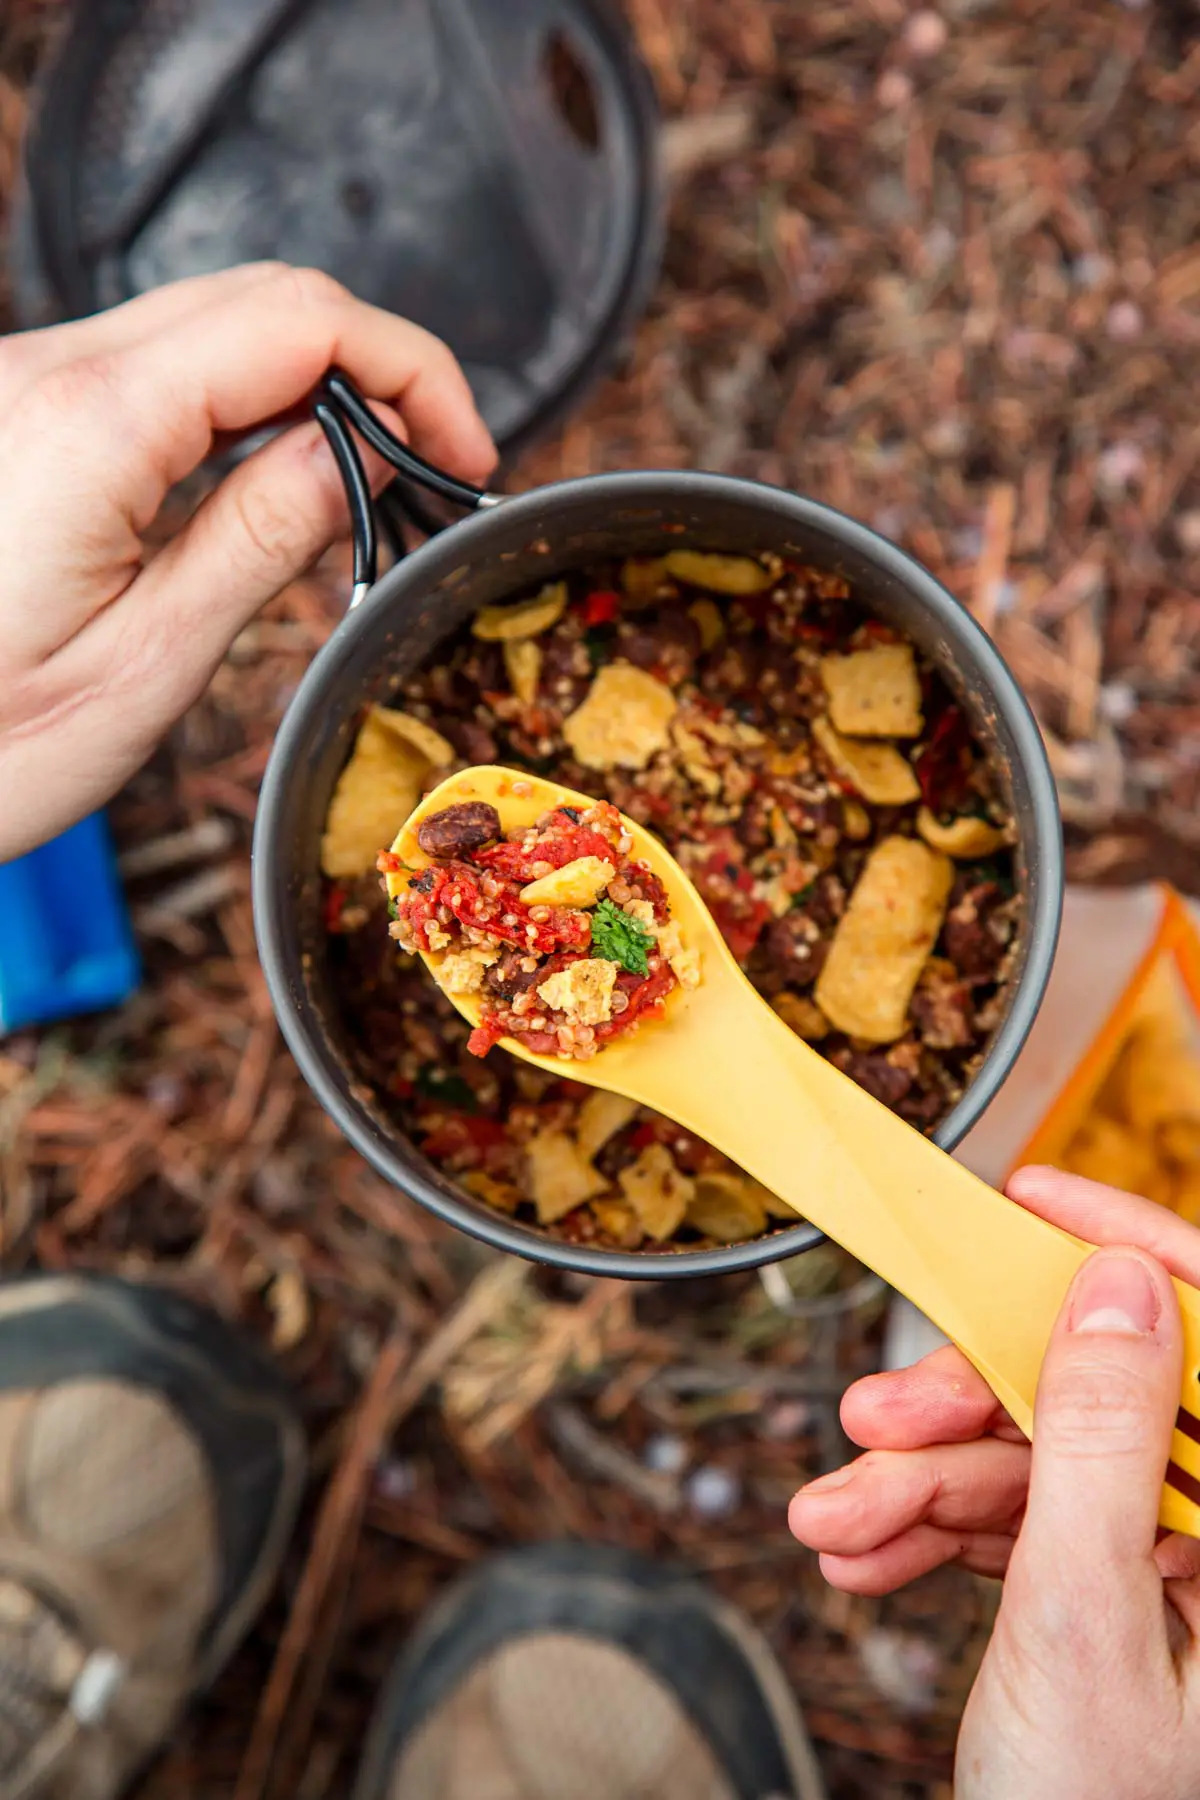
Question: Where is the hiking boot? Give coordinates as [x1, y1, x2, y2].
[0, 1274, 304, 1800]
[353, 1541, 827, 1800]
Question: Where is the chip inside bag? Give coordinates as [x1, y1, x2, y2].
[958, 885, 1200, 1222]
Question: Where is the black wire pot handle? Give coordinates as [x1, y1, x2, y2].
[313, 369, 502, 609]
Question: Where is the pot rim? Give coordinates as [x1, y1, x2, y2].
[253, 470, 1064, 1279]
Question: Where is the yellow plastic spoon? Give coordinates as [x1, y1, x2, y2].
[386, 765, 1200, 1537]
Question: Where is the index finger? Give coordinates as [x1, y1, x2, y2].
[841, 1342, 1025, 1450]
[1008, 1166, 1200, 1288]
[56, 265, 496, 505]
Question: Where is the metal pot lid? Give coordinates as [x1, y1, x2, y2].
[14, 0, 663, 456]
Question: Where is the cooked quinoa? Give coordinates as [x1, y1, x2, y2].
[322, 551, 1019, 1253]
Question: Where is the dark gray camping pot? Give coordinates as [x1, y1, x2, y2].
[252, 469, 1063, 1279]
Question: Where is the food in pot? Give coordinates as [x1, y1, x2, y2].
[321, 551, 1019, 1252]
[382, 797, 698, 1062]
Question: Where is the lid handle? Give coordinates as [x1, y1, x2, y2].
[314, 370, 500, 609]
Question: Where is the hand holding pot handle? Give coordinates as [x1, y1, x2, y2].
[0, 262, 495, 861]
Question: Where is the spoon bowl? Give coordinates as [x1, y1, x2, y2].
[387, 764, 759, 1114]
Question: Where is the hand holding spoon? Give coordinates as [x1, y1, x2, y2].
[387, 765, 1200, 1536]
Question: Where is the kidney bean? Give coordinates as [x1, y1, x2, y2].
[416, 803, 502, 860]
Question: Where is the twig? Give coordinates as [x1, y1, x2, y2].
[234, 1333, 407, 1800]
[118, 817, 235, 878]
[547, 1402, 681, 1516]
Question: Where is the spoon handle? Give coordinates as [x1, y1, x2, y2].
[662, 998, 1200, 1530]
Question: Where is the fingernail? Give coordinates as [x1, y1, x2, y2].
[795, 1464, 857, 1498]
[1069, 1254, 1160, 1338]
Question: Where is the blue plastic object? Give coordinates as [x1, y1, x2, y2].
[0, 814, 140, 1033]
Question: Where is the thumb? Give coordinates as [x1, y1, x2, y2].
[1020, 1248, 1182, 1593]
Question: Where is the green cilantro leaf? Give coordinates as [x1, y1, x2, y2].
[590, 898, 654, 977]
[414, 1065, 478, 1111]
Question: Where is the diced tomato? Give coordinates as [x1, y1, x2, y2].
[466, 1019, 506, 1059]
[640, 792, 674, 820]
[476, 819, 615, 882]
[398, 864, 591, 956]
[796, 617, 839, 647]
[390, 1076, 415, 1099]
[323, 884, 347, 932]
[376, 850, 405, 874]
[595, 963, 677, 1042]
[627, 1121, 661, 1152]
[710, 898, 770, 961]
[583, 589, 620, 627]
[557, 1078, 591, 1100]
[419, 1111, 507, 1159]
[915, 706, 974, 812]
[689, 840, 769, 959]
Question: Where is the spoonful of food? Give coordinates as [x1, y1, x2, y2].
[382, 765, 1200, 1536]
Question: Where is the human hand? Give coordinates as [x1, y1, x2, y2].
[791, 1166, 1200, 1800]
[0, 263, 495, 861]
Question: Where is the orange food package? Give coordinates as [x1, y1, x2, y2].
[958, 886, 1200, 1215]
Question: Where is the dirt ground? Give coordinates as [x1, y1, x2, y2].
[1, 2, 1198, 1796]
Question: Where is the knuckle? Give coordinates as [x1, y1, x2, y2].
[17, 354, 125, 436]
[275, 265, 351, 312]
[241, 259, 291, 285]
[227, 478, 310, 578]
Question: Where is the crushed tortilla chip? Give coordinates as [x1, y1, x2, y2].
[519, 856, 615, 908]
[590, 1198, 643, 1245]
[664, 550, 776, 594]
[575, 1092, 639, 1162]
[917, 807, 1008, 858]
[687, 597, 724, 649]
[371, 707, 455, 768]
[460, 1170, 522, 1214]
[619, 556, 674, 606]
[1101, 1011, 1200, 1140]
[1060, 1115, 1159, 1195]
[563, 661, 678, 771]
[1162, 1120, 1200, 1166]
[655, 920, 700, 989]
[772, 992, 830, 1040]
[321, 708, 431, 878]
[618, 1143, 694, 1240]
[1061, 961, 1200, 1214]
[439, 945, 500, 995]
[537, 959, 618, 1025]
[820, 643, 923, 738]
[812, 715, 920, 805]
[815, 836, 954, 1042]
[472, 582, 567, 641]
[525, 1129, 607, 1223]
[685, 1173, 769, 1242]
[504, 638, 542, 707]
